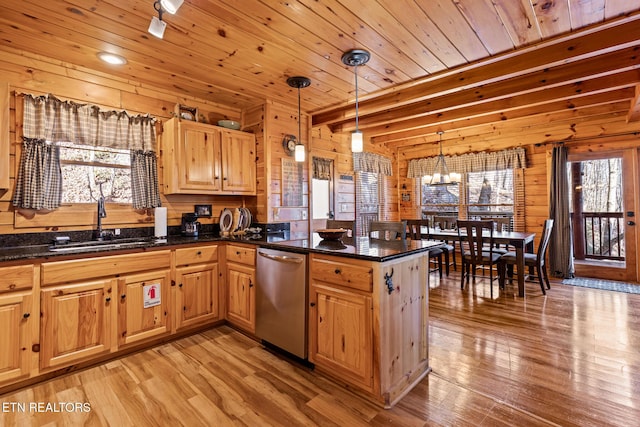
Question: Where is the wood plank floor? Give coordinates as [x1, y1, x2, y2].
[2, 272, 640, 426]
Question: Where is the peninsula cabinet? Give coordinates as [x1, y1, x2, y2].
[40, 250, 172, 371]
[174, 245, 221, 331]
[0, 264, 36, 385]
[308, 251, 430, 408]
[225, 243, 256, 333]
[162, 118, 256, 195]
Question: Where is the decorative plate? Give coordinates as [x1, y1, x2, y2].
[219, 208, 233, 232]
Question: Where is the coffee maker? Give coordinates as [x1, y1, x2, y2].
[181, 213, 201, 237]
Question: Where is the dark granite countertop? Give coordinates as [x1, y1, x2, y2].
[261, 235, 443, 262]
[0, 232, 442, 264]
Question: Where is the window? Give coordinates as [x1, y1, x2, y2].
[466, 169, 513, 215]
[420, 169, 514, 219]
[356, 171, 380, 236]
[58, 142, 132, 204]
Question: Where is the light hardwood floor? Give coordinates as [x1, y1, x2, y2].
[2, 272, 639, 426]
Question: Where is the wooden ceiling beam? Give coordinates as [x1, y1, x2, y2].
[627, 85, 640, 123]
[328, 46, 640, 134]
[386, 101, 632, 150]
[313, 15, 640, 127]
[339, 68, 639, 140]
[377, 90, 634, 145]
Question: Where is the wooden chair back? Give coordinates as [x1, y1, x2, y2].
[434, 216, 457, 230]
[456, 220, 495, 263]
[404, 219, 429, 240]
[369, 221, 407, 241]
[537, 219, 554, 262]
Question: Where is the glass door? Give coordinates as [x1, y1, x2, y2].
[568, 149, 637, 282]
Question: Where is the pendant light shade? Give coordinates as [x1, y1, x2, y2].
[342, 49, 370, 153]
[287, 76, 311, 163]
[160, 0, 184, 14]
[351, 130, 363, 153]
[424, 132, 460, 186]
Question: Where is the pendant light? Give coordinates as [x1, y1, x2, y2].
[287, 76, 311, 162]
[341, 49, 370, 153]
[426, 131, 460, 186]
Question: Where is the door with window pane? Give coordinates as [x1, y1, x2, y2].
[311, 158, 334, 233]
[568, 150, 637, 282]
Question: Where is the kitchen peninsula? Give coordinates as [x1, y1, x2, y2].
[0, 232, 440, 408]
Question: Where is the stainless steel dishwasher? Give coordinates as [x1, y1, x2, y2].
[256, 247, 307, 359]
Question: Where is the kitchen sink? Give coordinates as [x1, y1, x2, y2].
[48, 238, 152, 253]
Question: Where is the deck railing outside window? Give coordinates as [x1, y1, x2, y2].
[573, 212, 625, 261]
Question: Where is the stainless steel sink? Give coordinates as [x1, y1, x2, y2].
[48, 238, 151, 253]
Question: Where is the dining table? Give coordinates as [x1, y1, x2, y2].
[426, 228, 536, 297]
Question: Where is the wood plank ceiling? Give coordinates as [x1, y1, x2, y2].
[1, 0, 640, 146]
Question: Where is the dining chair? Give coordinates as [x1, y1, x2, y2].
[485, 217, 512, 253]
[405, 219, 445, 278]
[430, 216, 458, 272]
[457, 220, 502, 297]
[433, 216, 457, 230]
[369, 220, 407, 241]
[498, 219, 554, 294]
[326, 219, 355, 243]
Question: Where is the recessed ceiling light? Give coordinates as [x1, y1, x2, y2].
[97, 52, 127, 65]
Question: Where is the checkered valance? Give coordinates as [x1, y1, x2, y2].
[353, 152, 393, 176]
[407, 147, 526, 178]
[22, 94, 156, 150]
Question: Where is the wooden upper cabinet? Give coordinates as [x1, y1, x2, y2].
[221, 130, 256, 194]
[162, 118, 256, 195]
[0, 82, 9, 190]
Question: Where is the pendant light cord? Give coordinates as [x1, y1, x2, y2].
[297, 86, 302, 144]
[354, 64, 359, 132]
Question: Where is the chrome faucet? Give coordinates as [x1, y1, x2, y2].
[94, 183, 110, 240]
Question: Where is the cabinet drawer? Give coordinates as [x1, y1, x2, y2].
[176, 245, 218, 266]
[311, 256, 373, 292]
[42, 250, 171, 285]
[0, 264, 34, 292]
[226, 245, 256, 266]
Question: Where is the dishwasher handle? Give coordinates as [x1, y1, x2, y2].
[258, 251, 304, 264]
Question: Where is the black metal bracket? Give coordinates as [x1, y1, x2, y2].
[384, 268, 394, 295]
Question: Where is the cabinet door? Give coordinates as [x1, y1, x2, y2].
[221, 130, 256, 194]
[309, 282, 373, 391]
[177, 124, 221, 192]
[0, 292, 33, 384]
[118, 270, 171, 347]
[176, 263, 220, 330]
[40, 279, 115, 370]
[226, 263, 255, 333]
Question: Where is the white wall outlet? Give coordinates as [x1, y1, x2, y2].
[114, 228, 121, 236]
[301, 210, 307, 220]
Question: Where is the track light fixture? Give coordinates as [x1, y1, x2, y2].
[342, 49, 370, 153]
[148, 0, 183, 39]
[287, 76, 311, 163]
[148, 1, 167, 39]
[160, 0, 184, 14]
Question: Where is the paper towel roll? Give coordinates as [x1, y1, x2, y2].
[154, 207, 167, 240]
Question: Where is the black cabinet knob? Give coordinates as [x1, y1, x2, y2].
[23, 312, 30, 319]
